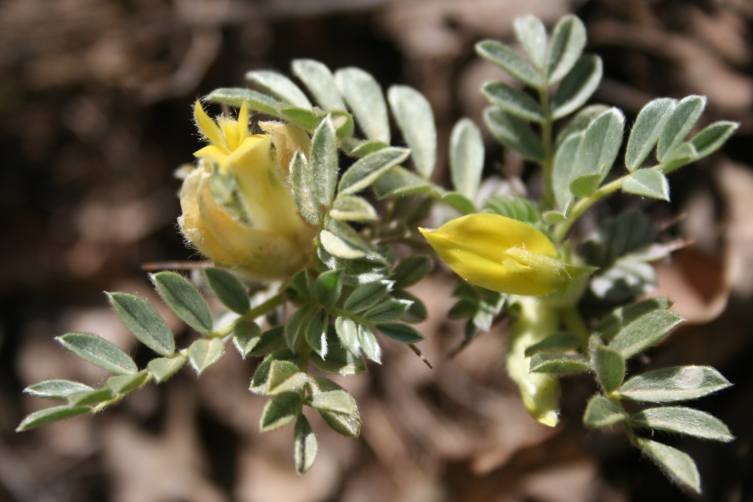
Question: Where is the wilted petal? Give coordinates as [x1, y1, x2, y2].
[259, 121, 311, 179]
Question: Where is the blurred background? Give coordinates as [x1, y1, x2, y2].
[1, 0, 753, 500]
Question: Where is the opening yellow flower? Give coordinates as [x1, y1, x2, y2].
[178, 101, 316, 280]
[420, 213, 572, 296]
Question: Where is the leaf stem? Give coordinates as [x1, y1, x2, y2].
[209, 292, 287, 339]
[553, 177, 624, 242]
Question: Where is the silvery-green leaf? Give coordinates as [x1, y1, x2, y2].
[376, 323, 425, 344]
[363, 300, 411, 323]
[553, 131, 583, 209]
[358, 324, 382, 364]
[607, 307, 683, 358]
[546, 15, 587, 85]
[107, 292, 174, 357]
[335, 67, 390, 143]
[482, 81, 545, 123]
[395, 291, 426, 324]
[57, 333, 137, 375]
[330, 195, 377, 222]
[188, 338, 224, 375]
[372, 167, 434, 198]
[279, 107, 319, 131]
[67, 388, 112, 406]
[657, 95, 706, 161]
[589, 336, 625, 393]
[306, 376, 361, 437]
[344, 280, 392, 313]
[320, 230, 366, 260]
[305, 310, 328, 359]
[555, 104, 610, 148]
[619, 366, 731, 403]
[292, 59, 345, 110]
[248, 326, 287, 357]
[572, 108, 624, 182]
[285, 304, 315, 351]
[514, 15, 547, 69]
[335, 317, 360, 357]
[294, 414, 318, 474]
[484, 107, 545, 162]
[524, 333, 581, 357]
[590, 259, 656, 303]
[24, 380, 94, 400]
[338, 147, 410, 195]
[147, 353, 187, 383]
[204, 269, 249, 315]
[322, 220, 373, 259]
[233, 319, 262, 358]
[342, 139, 388, 157]
[543, 210, 568, 223]
[329, 110, 354, 139]
[475, 40, 542, 89]
[288, 270, 314, 301]
[661, 142, 698, 174]
[449, 118, 484, 200]
[442, 192, 477, 215]
[151, 272, 213, 335]
[583, 394, 628, 427]
[204, 88, 279, 116]
[290, 150, 320, 225]
[690, 121, 739, 159]
[485, 195, 540, 225]
[625, 98, 677, 170]
[530, 353, 590, 374]
[106, 371, 149, 395]
[246, 70, 312, 109]
[632, 407, 734, 442]
[16, 405, 92, 432]
[309, 329, 367, 376]
[551, 55, 603, 120]
[267, 360, 308, 395]
[636, 438, 700, 494]
[622, 170, 670, 201]
[306, 390, 357, 415]
[250, 349, 301, 395]
[310, 116, 338, 205]
[314, 270, 342, 308]
[569, 173, 602, 198]
[260, 392, 302, 432]
[578, 211, 658, 268]
[392, 256, 431, 289]
[388, 85, 436, 179]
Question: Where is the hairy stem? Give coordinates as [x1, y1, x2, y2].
[538, 87, 555, 210]
[210, 292, 287, 339]
[553, 177, 624, 242]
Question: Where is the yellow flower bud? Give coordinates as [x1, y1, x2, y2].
[419, 213, 571, 296]
[178, 101, 316, 280]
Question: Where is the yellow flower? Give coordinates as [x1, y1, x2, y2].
[419, 213, 571, 296]
[178, 101, 316, 280]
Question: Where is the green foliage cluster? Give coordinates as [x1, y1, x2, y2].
[18, 12, 737, 491]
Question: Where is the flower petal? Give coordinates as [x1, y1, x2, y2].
[194, 101, 227, 148]
[420, 213, 568, 296]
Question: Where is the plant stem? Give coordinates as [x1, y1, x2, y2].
[209, 292, 287, 339]
[538, 87, 555, 209]
[553, 177, 624, 242]
[560, 306, 590, 350]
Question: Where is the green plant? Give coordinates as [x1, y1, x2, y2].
[18, 13, 736, 492]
